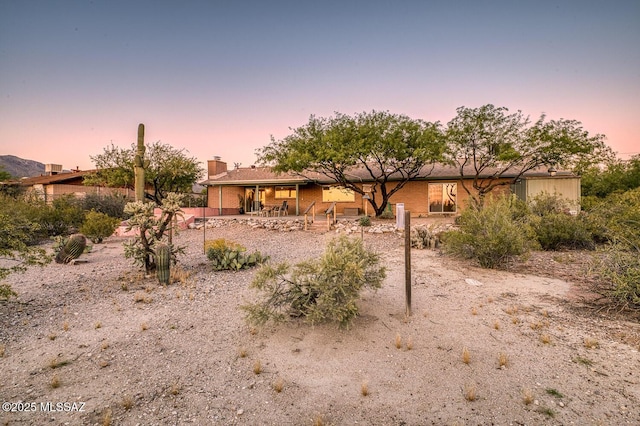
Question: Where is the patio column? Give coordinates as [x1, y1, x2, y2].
[295, 184, 300, 215]
[218, 186, 222, 215]
[255, 185, 260, 212]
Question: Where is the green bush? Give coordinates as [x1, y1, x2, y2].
[358, 215, 371, 226]
[527, 193, 598, 251]
[531, 213, 596, 251]
[82, 193, 129, 219]
[80, 210, 121, 243]
[0, 284, 18, 300]
[206, 239, 267, 271]
[593, 245, 640, 307]
[243, 235, 386, 328]
[589, 188, 640, 250]
[0, 209, 51, 281]
[442, 196, 536, 268]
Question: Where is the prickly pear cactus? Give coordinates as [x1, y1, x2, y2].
[155, 243, 171, 285]
[55, 234, 87, 264]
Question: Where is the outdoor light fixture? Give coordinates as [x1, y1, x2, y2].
[548, 166, 557, 177]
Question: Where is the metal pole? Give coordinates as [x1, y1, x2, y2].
[405, 210, 411, 316]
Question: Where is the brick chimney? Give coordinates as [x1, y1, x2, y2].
[207, 156, 227, 178]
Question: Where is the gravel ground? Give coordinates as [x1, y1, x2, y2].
[1, 219, 639, 425]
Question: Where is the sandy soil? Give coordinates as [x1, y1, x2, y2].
[1, 219, 639, 426]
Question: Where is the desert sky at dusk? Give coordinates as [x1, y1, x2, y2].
[1, 0, 639, 175]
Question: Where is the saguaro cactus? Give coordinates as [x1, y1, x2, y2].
[155, 243, 171, 285]
[134, 123, 146, 202]
[55, 234, 87, 264]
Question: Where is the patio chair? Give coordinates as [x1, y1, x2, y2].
[274, 200, 288, 217]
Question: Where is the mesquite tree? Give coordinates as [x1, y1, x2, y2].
[258, 111, 445, 217]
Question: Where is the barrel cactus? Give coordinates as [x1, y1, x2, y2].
[55, 234, 87, 264]
[155, 243, 171, 285]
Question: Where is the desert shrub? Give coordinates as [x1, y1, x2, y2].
[528, 192, 574, 216]
[243, 235, 386, 328]
[205, 239, 267, 271]
[442, 196, 536, 268]
[592, 245, 640, 308]
[0, 211, 51, 282]
[589, 188, 640, 250]
[530, 213, 596, 250]
[358, 215, 371, 227]
[0, 284, 18, 300]
[82, 193, 129, 219]
[379, 208, 394, 219]
[411, 224, 439, 249]
[527, 193, 597, 250]
[80, 210, 121, 243]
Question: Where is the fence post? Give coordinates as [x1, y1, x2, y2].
[405, 210, 411, 316]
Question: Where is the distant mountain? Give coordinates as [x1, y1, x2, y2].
[0, 155, 45, 179]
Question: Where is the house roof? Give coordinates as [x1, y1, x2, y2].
[19, 170, 96, 186]
[201, 163, 576, 186]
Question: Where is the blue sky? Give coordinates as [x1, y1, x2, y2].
[1, 0, 638, 173]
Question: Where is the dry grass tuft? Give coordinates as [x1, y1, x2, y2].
[511, 317, 520, 325]
[170, 382, 181, 395]
[361, 381, 369, 396]
[313, 414, 325, 426]
[0, 345, 5, 358]
[498, 352, 509, 368]
[273, 377, 284, 393]
[102, 408, 112, 426]
[122, 395, 134, 410]
[471, 307, 478, 315]
[584, 337, 599, 349]
[462, 347, 471, 364]
[395, 334, 402, 349]
[505, 305, 518, 315]
[49, 357, 70, 369]
[464, 383, 477, 401]
[94, 321, 102, 329]
[134, 291, 153, 304]
[253, 360, 262, 375]
[63, 321, 70, 331]
[405, 336, 413, 350]
[50, 374, 61, 389]
[238, 347, 248, 358]
[540, 334, 551, 345]
[141, 322, 149, 331]
[522, 388, 534, 405]
[493, 321, 500, 330]
[171, 265, 191, 285]
[101, 341, 109, 350]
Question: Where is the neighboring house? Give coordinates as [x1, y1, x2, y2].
[18, 164, 131, 203]
[200, 158, 581, 217]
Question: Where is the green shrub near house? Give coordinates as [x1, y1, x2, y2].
[242, 235, 385, 328]
[442, 195, 537, 269]
[205, 239, 267, 271]
[80, 210, 121, 243]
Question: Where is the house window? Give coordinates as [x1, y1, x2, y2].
[322, 186, 355, 202]
[429, 183, 457, 213]
[275, 186, 297, 199]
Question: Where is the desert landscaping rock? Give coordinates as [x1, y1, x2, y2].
[0, 219, 639, 425]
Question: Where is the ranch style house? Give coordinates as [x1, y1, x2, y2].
[200, 158, 581, 218]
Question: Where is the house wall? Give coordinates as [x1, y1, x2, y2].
[207, 179, 510, 217]
[29, 184, 131, 203]
[525, 177, 581, 212]
[207, 185, 244, 215]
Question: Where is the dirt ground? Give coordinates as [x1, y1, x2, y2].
[1, 219, 639, 425]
